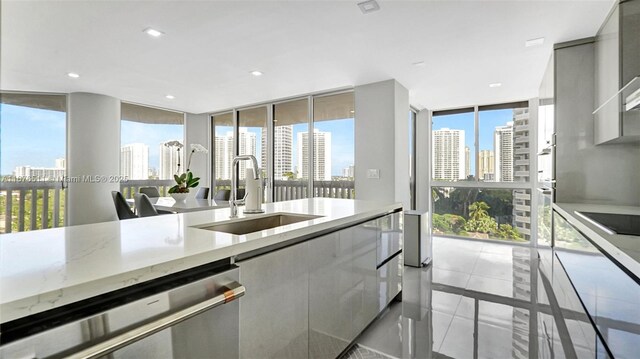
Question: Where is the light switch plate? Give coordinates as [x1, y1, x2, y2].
[367, 169, 380, 179]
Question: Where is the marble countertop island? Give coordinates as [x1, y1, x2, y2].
[0, 198, 401, 323]
[553, 202, 640, 280]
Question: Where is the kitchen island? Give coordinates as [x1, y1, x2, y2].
[0, 198, 403, 358]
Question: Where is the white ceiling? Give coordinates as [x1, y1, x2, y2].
[1, 0, 614, 114]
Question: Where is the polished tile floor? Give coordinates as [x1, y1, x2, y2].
[350, 237, 586, 359]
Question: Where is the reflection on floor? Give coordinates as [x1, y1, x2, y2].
[345, 237, 589, 359]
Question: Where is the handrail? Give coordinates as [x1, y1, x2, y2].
[66, 281, 245, 359]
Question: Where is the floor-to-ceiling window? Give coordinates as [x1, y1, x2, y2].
[119, 103, 184, 197]
[430, 101, 532, 242]
[409, 109, 417, 210]
[0, 92, 67, 233]
[211, 90, 355, 202]
[273, 98, 309, 200]
[212, 112, 234, 193]
[312, 92, 355, 198]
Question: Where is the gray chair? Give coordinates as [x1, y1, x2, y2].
[134, 193, 174, 217]
[213, 189, 230, 201]
[111, 191, 136, 220]
[139, 187, 161, 198]
[134, 193, 160, 217]
[195, 187, 210, 199]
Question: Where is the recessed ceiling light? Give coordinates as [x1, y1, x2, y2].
[358, 0, 380, 14]
[250, 70, 263, 76]
[144, 28, 164, 37]
[412, 61, 426, 67]
[165, 95, 175, 99]
[489, 83, 502, 88]
[350, 110, 355, 114]
[525, 37, 544, 47]
[67, 72, 80, 78]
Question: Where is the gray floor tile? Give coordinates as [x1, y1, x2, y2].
[353, 237, 585, 359]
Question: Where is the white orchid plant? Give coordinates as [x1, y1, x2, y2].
[164, 142, 209, 194]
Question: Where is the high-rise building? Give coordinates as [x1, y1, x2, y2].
[512, 108, 531, 241]
[464, 146, 470, 178]
[478, 150, 495, 181]
[262, 126, 293, 180]
[159, 140, 182, 179]
[432, 128, 465, 181]
[494, 123, 514, 182]
[121, 143, 149, 180]
[297, 129, 332, 180]
[238, 129, 257, 180]
[55, 158, 65, 169]
[342, 165, 355, 179]
[13, 165, 65, 180]
[214, 133, 233, 180]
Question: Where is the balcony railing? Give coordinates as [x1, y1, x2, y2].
[1, 179, 355, 234]
[0, 181, 64, 234]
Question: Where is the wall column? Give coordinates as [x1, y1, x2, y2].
[184, 112, 211, 193]
[354, 79, 410, 208]
[67, 92, 120, 225]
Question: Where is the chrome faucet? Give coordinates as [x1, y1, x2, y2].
[230, 155, 260, 218]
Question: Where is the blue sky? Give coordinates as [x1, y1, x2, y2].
[432, 109, 516, 175]
[3, 102, 509, 177]
[0, 102, 355, 177]
[1, 104, 66, 175]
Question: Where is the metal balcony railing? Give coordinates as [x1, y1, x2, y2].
[0, 181, 64, 233]
[1, 179, 356, 234]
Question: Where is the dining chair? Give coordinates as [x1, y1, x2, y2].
[134, 193, 160, 217]
[111, 191, 137, 220]
[134, 193, 175, 217]
[139, 186, 161, 198]
[195, 187, 210, 199]
[213, 189, 231, 201]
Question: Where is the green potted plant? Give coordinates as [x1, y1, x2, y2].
[165, 142, 208, 202]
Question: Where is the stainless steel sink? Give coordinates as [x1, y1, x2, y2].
[197, 213, 323, 235]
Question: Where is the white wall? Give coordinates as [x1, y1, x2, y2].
[354, 79, 410, 208]
[67, 92, 120, 225]
[184, 113, 210, 193]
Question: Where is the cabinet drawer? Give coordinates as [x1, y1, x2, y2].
[377, 212, 403, 266]
[377, 252, 402, 311]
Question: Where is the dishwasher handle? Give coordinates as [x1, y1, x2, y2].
[66, 281, 245, 359]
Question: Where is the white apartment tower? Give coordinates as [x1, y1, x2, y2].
[512, 108, 532, 241]
[478, 150, 495, 181]
[297, 129, 332, 181]
[238, 129, 257, 180]
[494, 123, 514, 182]
[214, 134, 232, 180]
[121, 143, 149, 180]
[159, 140, 182, 180]
[262, 126, 293, 180]
[432, 129, 466, 181]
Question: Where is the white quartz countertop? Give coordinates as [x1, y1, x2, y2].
[0, 198, 401, 323]
[553, 202, 640, 280]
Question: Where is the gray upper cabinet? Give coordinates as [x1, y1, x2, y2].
[594, 0, 640, 144]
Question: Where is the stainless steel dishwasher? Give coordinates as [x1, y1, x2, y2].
[0, 261, 244, 359]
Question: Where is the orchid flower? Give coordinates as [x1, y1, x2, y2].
[186, 143, 209, 171]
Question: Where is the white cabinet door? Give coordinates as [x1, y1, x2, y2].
[309, 232, 353, 359]
[239, 242, 309, 359]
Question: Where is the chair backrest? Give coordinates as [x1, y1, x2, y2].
[139, 187, 161, 198]
[134, 193, 159, 217]
[195, 187, 210, 199]
[213, 189, 230, 201]
[111, 191, 137, 220]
